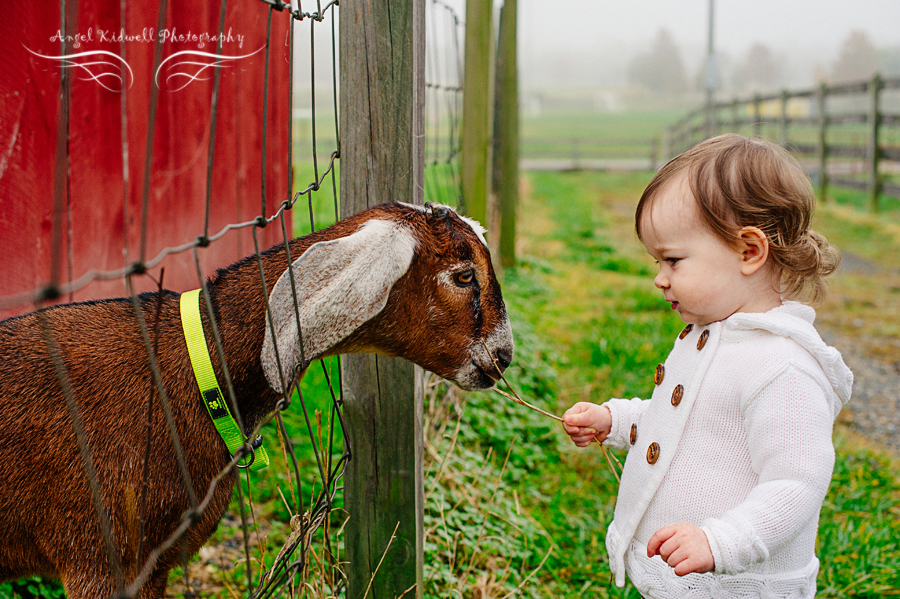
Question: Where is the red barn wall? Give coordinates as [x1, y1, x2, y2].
[0, 0, 291, 319]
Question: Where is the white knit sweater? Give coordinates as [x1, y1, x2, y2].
[603, 302, 853, 598]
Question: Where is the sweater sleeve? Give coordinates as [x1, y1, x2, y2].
[700, 365, 836, 575]
[603, 396, 650, 451]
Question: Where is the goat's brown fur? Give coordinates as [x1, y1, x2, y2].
[0, 202, 512, 598]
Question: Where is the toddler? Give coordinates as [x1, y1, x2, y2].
[563, 134, 853, 598]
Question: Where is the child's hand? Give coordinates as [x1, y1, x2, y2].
[562, 402, 611, 446]
[647, 523, 715, 576]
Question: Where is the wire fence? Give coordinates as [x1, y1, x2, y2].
[424, 0, 464, 206]
[2, 0, 462, 597]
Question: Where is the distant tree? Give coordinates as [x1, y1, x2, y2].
[879, 46, 900, 77]
[736, 44, 779, 91]
[831, 30, 879, 83]
[628, 29, 687, 93]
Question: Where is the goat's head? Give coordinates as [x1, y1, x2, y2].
[261, 202, 514, 392]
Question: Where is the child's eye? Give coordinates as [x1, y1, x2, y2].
[665, 258, 681, 265]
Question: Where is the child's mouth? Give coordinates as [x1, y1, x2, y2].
[670, 301, 679, 310]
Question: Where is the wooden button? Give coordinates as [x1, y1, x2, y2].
[630, 424, 637, 445]
[647, 442, 660, 464]
[679, 324, 694, 340]
[697, 329, 710, 350]
[654, 364, 665, 385]
[671, 384, 684, 407]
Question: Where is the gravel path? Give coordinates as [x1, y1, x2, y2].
[822, 330, 900, 455]
[821, 251, 900, 456]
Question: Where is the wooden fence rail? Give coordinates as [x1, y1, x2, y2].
[664, 74, 900, 212]
[520, 136, 661, 171]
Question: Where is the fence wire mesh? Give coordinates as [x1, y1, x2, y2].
[1, 0, 463, 597]
[424, 0, 464, 208]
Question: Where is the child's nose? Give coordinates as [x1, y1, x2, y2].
[654, 271, 669, 289]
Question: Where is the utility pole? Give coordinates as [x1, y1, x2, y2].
[705, 0, 716, 139]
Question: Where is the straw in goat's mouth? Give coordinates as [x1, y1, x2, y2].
[480, 339, 623, 482]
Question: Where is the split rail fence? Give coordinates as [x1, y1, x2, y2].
[664, 75, 900, 212]
[520, 136, 661, 172]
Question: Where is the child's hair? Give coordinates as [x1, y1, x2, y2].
[635, 134, 839, 306]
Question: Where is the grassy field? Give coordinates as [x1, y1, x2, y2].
[520, 107, 683, 161]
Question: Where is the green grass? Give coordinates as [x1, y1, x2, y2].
[817, 444, 900, 597]
[824, 186, 900, 220]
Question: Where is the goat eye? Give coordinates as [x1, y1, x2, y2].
[453, 270, 475, 287]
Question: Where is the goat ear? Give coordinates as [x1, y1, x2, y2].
[261, 219, 417, 393]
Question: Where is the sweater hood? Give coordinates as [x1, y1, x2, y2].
[725, 301, 852, 419]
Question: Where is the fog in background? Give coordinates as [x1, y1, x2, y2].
[512, 0, 900, 91]
[433, 0, 900, 111]
[293, 1, 900, 116]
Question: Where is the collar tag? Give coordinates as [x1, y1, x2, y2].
[180, 289, 269, 471]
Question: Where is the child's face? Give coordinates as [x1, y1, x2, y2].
[639, 178, 763, 326]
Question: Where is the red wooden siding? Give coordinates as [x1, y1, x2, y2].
[0, 0, 291, 319]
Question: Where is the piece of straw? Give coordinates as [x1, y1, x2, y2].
[491, 387, 563, 422]
[481, 339, 563, 421]
[481, 339, 622, 483]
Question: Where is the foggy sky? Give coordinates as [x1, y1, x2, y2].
[291, 1, 900, 95]
[441, 0, 900, 90]
[516, 0, 899, 55]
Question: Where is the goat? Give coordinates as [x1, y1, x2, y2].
[0, 201, 514, 599]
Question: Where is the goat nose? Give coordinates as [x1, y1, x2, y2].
[494, 348, 512, 371]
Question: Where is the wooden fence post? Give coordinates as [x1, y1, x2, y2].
[753, 93, 762, 138]
[780, 89, 789, 145]
[662, 126, 671, 165]
[460, 0, 494, 224]
[339, 0, 426, 596]
[731, 98, 739, 134]
[493, 0, 518, 269]
[706, 102, 716, 140]
[817, 82, 829, 202]
[866, 73, 882, 212]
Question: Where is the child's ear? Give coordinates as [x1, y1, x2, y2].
[737, 226, 770, 275]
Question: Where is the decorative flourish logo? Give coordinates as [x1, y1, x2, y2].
[155, 47, 265, 92]
[27, 28, 259, 92]
[25, 48, 134, 92]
